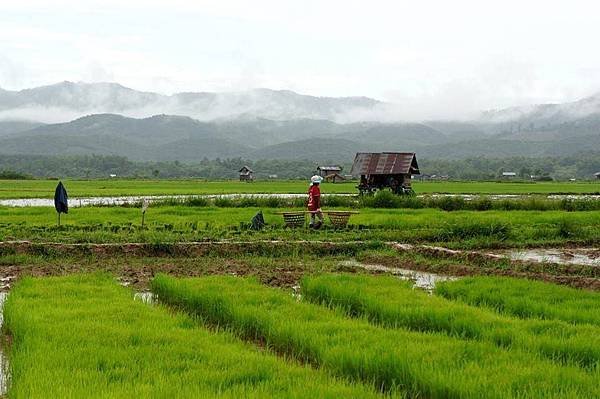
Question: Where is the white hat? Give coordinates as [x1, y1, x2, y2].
[310, 175, 323, 184]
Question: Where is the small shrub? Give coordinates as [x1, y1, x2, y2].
[471, 197, 493, 211]
[439, 221, 511, 241]
[435, 196, 466, 211]
[371, 190, 400, 208]
[214, 197, 234, 207]
[185, 197, 209, 207]
[556, 219, 579, 239]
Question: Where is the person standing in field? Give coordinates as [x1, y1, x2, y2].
[308, 175, 324, 229]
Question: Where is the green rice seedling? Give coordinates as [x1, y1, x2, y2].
[3, 205, 600, 248]
[4, 273, 381, 398]
[4, 179, 600, 200]
[301, 274, 600, 369]
[152, 274, 600, 398]
[436, 276, 600, 326]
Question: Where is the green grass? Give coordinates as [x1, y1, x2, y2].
[3, 273, 380, 398]
[151, 274, 600, 398]
[0, 179, 356, 199]
[3, 205, 600, 248]
[1, 179, 599, 199]
[301, 274, 600, 369]
[436, 276, 600, 326]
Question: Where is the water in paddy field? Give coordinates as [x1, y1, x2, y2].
[2, 193, 600, 207]
[0, 193, 319, 207]
[0, 292, 9, 395]
[499, 248, 600, 267]
[134, 292, 155, 304]
[338, 260, 456, 291]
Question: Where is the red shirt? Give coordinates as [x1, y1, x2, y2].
[307, 185, 321, 211]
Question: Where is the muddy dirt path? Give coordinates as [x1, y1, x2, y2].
[390, 243, 600, 290]
[0, 240, 598, 291]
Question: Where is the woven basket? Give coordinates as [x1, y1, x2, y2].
[327, 211, 352, 228]
[282, 212, 306, 228]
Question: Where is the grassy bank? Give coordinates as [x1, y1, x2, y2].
[302, 274, 600, 369]
[436, 277, 600, 326]
[2, 205, 600, 248]
[152, 274, 599, 398]
[3, 273, 379, 398]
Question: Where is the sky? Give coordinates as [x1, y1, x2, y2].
[2, 0, 600, 119]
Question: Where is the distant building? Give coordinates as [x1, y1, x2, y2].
[268, 174, 278, 179]
[239, 166, 254, 182]
[351, 152, 420, 195]
[109, 174, 117, 178]
[317, 166, 342, 177]
[595, 172, 600, 180]
[317, 165, 344, 183]
[502, 172, 517, 179]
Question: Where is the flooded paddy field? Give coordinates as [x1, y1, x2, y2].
[499, 247, 600, 267]
[2, 179, 600, 200]
[3, 192, 600, 208]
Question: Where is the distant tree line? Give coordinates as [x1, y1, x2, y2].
[422, 152, 600, 181]
[0, 153, 599, 180]
[0, 155, 343, 180]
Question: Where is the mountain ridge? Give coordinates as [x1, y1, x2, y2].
[0, 81, 600, 162]
[0, 81, 383, 123]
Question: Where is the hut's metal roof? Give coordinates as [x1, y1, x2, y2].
[317, 165, 342, 171]
[350, 152, 420, 175]
[239, 166, 254, 173]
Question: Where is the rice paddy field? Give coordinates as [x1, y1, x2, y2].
[1, 178, 600, 198]
[0, 178, 599, 397]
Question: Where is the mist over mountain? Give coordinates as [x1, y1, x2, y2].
[0, 82, 599, 163]
[0, 81, 382, 123]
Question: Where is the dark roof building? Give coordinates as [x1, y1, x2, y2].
[351, 152, 420, 195]
[239, 166, 254, 181]
[350, 152, 420, 176]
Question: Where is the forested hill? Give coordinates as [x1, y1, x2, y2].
[1, 153, 599, 180]
[1, 82, 600, 162]
[1, 112, 600, 162]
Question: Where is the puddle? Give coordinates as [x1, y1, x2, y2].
[427, 194, 600, 201]
[0, 277, 15, 292]
[291, 284, 302, 300]
[3, 193, 600, 208]
[499, 248, 600, 267]
[338, 260, 457, 291]
[134, 292, 155, 305]
[0, 292, 9, 395]
[0, 193, 354, 208]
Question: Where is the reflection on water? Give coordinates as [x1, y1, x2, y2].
[134, 292, 155, 304]
[0, 292, 9, 396]
[501, 248, 600, 267]
[0, 193, 347, 208]
[2, 193, 600, 208]
[338, 260, 457, 291]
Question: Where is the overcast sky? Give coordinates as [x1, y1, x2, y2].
[2, 0, 600, 119]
